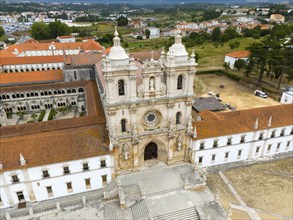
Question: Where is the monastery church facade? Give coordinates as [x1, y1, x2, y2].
[97, 28, 197, 172]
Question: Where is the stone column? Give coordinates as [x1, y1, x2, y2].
[105, 76, 115, 104]
[129, 74, 137, 102]
[187, 69, 195, 96]
[133, 144, 139, 169]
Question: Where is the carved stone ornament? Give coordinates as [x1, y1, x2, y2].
[122, 144, 129, 161]
[143, 110, 161, 128]
[177, 134, 183, 151]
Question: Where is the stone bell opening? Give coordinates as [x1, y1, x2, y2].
[144, 142, 158, 160]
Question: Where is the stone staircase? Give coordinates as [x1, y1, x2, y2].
[146, 186, 182, 197]
[104, 203, 119, 220]
[152, 207, 200, 220]
[131, 200, 150, 220]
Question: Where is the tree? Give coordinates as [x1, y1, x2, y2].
[211, 27, 221, 42]
[145, 29, 151, 39]
[48, 21, 71, 39]
[223, 62, 230, 70]
[117, 16, 128, 26]
[31, 113, 38, 122]
[17, 111, 26, 120]
[31, 22, 50, 40]
[234, 59, 246, 71]
[0, 26, 5, 37]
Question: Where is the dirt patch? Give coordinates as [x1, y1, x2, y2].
[207, 158, 293, 219]
[197, 74, 280, 110]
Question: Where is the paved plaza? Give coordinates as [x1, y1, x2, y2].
[2, 160, 226, 220]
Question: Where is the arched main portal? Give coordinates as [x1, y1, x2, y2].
[144, 142, 158, 160]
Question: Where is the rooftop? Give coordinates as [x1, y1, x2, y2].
[225, 50, 250, 58]
[193, 104, 293, 139]
[193, 97, 226, 112]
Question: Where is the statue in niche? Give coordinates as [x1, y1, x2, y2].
[132, 124, 140, 144]
[122, 144, 129, 161]
[149, 77, 155, 91]
[177, 134, 183, 151]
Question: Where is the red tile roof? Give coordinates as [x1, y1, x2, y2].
[193, 104, 293, 139]
[0, 55, 64, 65]
[226, 50, 250, 58]
[0, 70, 63, 85]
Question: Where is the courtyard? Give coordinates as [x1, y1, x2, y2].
[5, 106, 81, 126]
[196, 74, 280, 110]
[207, 156, 293, 220]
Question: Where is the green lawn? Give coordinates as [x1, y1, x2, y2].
[189, 37, 262, 68]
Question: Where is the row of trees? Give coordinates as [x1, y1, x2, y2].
[245, 37, 293, 88]
[31, 21, 71, 40]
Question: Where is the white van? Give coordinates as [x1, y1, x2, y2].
[254, 90, 268, 98]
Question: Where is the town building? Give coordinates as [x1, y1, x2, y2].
[280, 87, 293, 104]
[147, 27, 160, 39]
[270, 14, 285, 23]
[57, 35, 76, 43]
[224, 50, 250, 69]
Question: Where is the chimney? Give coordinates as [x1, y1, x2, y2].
[268, 115, 272, 127]
[20, 153, 26, 166]
[254, 118, 259, 130]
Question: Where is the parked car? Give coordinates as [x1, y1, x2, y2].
[254, 90, 268, 98]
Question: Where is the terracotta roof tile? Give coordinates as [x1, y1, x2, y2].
[193, 104, 293, 139]
[225, 50, 250, 58]
[0, 70, 63, 85]
[0, 125, 111, 172]
[0, 56, 64, 65]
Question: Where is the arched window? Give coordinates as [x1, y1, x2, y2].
[118, 80, 125, 96]
[78, 88, 84, 93]
[121, 119, 126, 132]
[176, 112, 182, 125]
[177, 75, 183, 90]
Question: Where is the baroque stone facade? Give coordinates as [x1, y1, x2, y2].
[96, 28, 197, 172]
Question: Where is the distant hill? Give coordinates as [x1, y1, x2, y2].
[7, 0, 286, 5]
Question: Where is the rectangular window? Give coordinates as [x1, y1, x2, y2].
[63, 166, 70, 174]
[280, 129, 285, 136]
[276, 143, 281, 152]
[199, 143, 205, 150]
[211, 154, 216, 162]
[85, 178, 91, 189]
[287, 141, 291, 148]
[240, 136, 245, 143]
[227, 138, 232, 145]
[11, 175, 19, 183]
[102, 175, 107, 185]
[66, 182, 73, 193]
[46, 186, 53, 197]
[238, 150, 242, 158]
[83, 163, 89, 171]
[258, 133, 264, 140]
[271, 130, 276, 138]
[267, 144, 272, 152]
[198, 156, 203, 165]
[256, 147, 260, 154]
[213, 140, 218, 148]
[100, 160, 106, 168]
[225, 152, 229, 159]
[42, 170, 50, 178]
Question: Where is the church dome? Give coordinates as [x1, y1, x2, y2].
[167, 30, 188, 58]
[108, 27, 129, 60]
